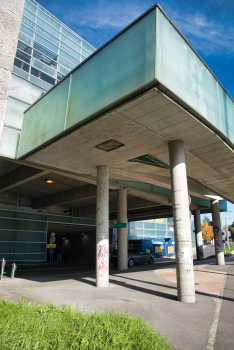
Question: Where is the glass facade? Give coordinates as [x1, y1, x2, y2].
[14, 0, 95, 90]
[128, 218, 174, 240]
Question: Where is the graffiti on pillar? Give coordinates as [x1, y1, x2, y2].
[185, 262, 193, 273]
[97, 243, 108, 277]
[177, 247, 193, 261]
[177, 229, 190, 239]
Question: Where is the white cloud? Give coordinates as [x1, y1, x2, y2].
[171, 11, 234, 56]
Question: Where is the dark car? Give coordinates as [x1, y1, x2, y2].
[110, 248, 154, 267]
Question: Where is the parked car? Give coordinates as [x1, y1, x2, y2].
[110, 248, 154, 267]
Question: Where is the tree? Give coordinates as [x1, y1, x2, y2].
[201, 216, 214, 243]
[228, 221, 234, 242]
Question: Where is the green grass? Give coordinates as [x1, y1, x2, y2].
[0, 297, 172, 350]
[225, 245, 234, 256]
[206, 245, 234, 259]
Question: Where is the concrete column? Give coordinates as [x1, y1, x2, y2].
[96, 165, 109, 287]
[194, 210, 204, 260]
[168, 140, 196, 303]
[117, 189, 128, 270]
[211, 200, 225, 266]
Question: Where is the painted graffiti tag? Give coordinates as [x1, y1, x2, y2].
[98, 260, 108, 277]
[98, 244, 108, 260]
[97, 243, 108, 277]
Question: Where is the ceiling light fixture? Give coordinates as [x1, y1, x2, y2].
[96, 139, 124, 152]
[45, 179, 55, 184]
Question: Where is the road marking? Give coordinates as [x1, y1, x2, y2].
[207, 274, 227, 349]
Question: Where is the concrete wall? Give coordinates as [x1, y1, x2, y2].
[56, 231, 96, 262]
[0, 0, 25, 144]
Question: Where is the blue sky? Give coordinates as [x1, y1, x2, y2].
[36, 0, 234, 225]
[37, 0, 234, 99]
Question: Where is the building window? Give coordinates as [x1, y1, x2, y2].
[30, 67, 55, 85]
[33, 42, 57, 68]
[16, 49, 31, 64]
[14, 58, 30, 72]
[17, 40, 32, 55]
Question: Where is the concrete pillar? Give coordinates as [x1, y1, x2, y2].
[96, 165, 109, 287]
[117, 189, 128, 270]
[194, 210, 204, 260]
[211, 200, 225, 265]
[168, 140, 196, 303]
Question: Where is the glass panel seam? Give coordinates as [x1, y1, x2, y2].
[4, 124, 21, 131]
[64, 74, 72, 130]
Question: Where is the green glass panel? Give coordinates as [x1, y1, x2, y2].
[0, 243, 14, 253]
[5, 97, 29, 130]
[18, 76, 70, 157]
[0, 126, 20, 158]
[66, 9, 156, 129]
[0, 231, 14, 241]
[156, 7, 234, 145]
[14, 243, 45, 253]
[17, 220, 45, 231]
[219, 86, 234, 144]
[15, 231, 46, 242]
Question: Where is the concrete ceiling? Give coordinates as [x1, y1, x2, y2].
[1, 87, 233, 220]
[19, 88, 234, 204]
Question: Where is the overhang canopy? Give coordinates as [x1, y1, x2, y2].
[17, 4, 234, 205]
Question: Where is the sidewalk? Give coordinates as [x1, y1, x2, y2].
[0, 256, 233, 350]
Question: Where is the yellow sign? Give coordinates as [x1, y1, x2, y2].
[47, 244, 56, 248]
[168, 246, 174, 254]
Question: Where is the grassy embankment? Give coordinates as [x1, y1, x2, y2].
[0, 297, 172, 350]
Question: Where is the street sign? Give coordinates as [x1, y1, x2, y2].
[111, 223, 127, 228]
[213, 226, 219, 233]
[47, 244, 56, 248]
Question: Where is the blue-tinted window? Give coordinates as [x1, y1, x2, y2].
[25, 0, 37, 13]
[36, 17, 60, 38]
[16, 50, 31, 64]
[37, 9, 61, 30]
[35, 34, 58, 53]
[58, 56, 75, 71]
[59, 49, 79, 66]
[31, 67, 55, 85]
[82, 40, 95, 53]
[33, 42, 57, 61]
[31, 66, 39, 77]
[60, 34, 81, 53]
[33, 50, 57, 68]
[20, 24, 34, 38]
[18, 32, 33, 47]
[61, 26, 81, 46]
[14, 58, 30, 73]
[17, 41, 32, 54]
[23, 7, 36, 22]
[57, 72, 65, 81]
